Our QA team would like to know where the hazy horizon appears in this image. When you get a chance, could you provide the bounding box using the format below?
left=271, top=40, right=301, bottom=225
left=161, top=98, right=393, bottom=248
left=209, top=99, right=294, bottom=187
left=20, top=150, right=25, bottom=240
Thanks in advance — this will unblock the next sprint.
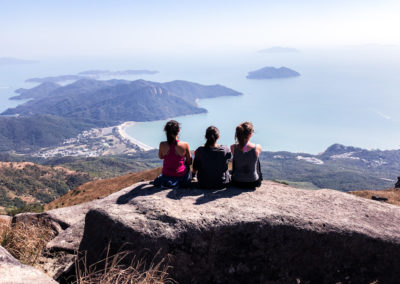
left=2, top=0, right=400, bottom=58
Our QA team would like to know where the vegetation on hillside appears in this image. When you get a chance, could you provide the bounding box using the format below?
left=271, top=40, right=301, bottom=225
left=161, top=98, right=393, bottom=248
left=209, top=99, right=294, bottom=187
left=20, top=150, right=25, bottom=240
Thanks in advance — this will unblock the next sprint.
left=3, top=79, right=241, bottom=121
left=2, top=142, right=400, bottom=213
left=45, top=167, right=161, bottom=210
left=0, top=151, right=160, bottom=213
left=0, top=162, right=91, bottom=213
left=350, top=188, right=400, bottom=207
left=41, top=150, right=161, bottom=178
left=0, top=114, right=103, bottom=152
left=260, top=144, right=400, bottom=191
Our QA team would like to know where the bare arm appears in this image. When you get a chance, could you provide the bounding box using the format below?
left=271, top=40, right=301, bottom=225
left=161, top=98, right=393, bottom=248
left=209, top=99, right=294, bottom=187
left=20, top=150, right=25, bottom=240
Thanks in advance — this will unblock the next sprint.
left=185, top=143, right=192, bottom=165
left=158, top=142, right=166, bottom=159
left=255, top=144, right=262, bottom=157
left=192, top=149, right=198, bottom=172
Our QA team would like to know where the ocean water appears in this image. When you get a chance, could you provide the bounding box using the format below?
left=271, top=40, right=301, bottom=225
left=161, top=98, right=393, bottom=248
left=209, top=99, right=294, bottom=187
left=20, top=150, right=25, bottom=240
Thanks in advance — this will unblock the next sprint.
left=124, top=47, right=400, bottom=153
left=1, top=47, right=400, bottom=154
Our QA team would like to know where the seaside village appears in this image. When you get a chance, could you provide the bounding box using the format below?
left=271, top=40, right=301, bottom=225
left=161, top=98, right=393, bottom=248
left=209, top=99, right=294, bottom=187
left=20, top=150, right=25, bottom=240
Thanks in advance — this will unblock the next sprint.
left=32, top=126, right=142, bottom=158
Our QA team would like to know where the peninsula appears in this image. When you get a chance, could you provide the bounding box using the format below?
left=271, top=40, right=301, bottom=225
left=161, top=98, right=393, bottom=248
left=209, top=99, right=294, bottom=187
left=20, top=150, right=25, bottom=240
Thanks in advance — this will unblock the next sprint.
left=0, top=79, right=241, bottom=153
left=247, top=66, right=300, bottom=79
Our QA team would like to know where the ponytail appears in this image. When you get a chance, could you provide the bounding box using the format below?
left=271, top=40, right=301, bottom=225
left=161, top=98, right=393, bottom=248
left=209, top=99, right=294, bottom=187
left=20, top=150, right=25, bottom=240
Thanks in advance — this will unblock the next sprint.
left=205, top=126, right=220, bottom=148
left=164, top=120, right=180, bottom=145
left=235, top=121, right=254, bottom=148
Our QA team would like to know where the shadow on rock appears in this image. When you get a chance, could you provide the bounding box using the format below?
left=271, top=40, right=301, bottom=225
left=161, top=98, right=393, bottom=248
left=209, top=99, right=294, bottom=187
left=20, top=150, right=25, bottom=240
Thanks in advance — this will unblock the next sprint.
left=165, top=183, right=204, bottom=200
left=194, top=186, right=256, bottom=205
left=116, top=183, right=168, bottom=204
left=118, top=182, right=256, bottom=205
left=165, top=184, right=256, bottom=205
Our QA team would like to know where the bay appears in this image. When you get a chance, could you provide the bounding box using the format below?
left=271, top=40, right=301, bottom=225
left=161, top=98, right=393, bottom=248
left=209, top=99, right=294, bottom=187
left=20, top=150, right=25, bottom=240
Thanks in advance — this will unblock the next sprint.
left=1, top=47, right=400, bottom=154
left=124, top=47, right=400, bottom=154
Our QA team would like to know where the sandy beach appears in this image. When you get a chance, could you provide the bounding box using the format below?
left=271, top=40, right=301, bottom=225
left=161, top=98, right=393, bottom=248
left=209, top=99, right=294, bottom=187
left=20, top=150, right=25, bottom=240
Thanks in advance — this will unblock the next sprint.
left=117, top=121, right=154, bottom=151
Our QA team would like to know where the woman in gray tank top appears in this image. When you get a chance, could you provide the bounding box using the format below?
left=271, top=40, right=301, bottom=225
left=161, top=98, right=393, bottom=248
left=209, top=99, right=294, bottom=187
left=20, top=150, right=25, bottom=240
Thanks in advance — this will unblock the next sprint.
left=230, top=121, right=262, bottom=188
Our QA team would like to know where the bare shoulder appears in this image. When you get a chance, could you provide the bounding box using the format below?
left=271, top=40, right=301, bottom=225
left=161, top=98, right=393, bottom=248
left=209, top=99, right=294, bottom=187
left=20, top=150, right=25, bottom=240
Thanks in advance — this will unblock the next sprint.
left=255, top=144, right=262, bottom=155
left=159, top=141, right=169, bottom=148
left=178, top=140, right=190, bottom=149
left=230, top=144, right=236, bottom=153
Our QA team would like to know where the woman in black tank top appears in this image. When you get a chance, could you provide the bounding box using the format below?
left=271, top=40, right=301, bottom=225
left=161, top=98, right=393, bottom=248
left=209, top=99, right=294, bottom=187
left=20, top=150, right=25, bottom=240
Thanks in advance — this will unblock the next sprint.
left=230, top=121, right=263, bottom=188
left=193, top=126, right=232, bottom=189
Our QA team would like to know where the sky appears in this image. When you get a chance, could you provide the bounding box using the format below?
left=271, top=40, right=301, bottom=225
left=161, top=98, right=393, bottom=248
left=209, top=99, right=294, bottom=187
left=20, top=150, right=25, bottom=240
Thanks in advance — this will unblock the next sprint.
left=1, top=0, right=399, bottom=57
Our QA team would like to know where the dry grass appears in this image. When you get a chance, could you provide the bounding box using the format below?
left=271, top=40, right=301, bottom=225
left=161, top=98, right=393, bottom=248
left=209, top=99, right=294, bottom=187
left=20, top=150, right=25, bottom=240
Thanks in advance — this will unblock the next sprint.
left=0, top=220, right=55, bottom=266
left=45, top=167, right=162, bottom=210
left=350, top=188, right=400, bottom=207
left=0, top=217, right=11, bottom=243
left=74, top=247, right=174, bottom=284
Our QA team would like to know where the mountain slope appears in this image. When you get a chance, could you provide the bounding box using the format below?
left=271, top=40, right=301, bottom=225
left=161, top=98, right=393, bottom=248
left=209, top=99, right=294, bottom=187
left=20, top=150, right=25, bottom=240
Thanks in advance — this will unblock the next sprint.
left=11, top=82, right=60, bottom=100
left=45, top=167, right=161, bottom=210
left=0, top=114, right=103, bottom=152
left=261, top=143, right=400, bottom=191
left=2, top=79, right=241, bottom=123
left=0, top=162, right=91, bottom=213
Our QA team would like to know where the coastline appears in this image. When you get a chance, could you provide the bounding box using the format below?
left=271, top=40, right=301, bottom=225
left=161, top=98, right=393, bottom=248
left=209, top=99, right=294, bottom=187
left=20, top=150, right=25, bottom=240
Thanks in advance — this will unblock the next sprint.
left=117, top=121, right=154, bottom=151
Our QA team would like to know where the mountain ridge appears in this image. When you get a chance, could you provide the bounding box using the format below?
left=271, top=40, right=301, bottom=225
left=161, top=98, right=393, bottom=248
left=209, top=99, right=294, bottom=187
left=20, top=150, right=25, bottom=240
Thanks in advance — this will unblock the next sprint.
left=2, top=79, right=241, bottom=123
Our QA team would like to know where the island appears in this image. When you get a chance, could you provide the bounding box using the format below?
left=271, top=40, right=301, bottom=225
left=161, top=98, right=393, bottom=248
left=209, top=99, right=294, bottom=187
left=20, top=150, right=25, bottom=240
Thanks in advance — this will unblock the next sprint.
left=78, top=69, right=159, bottom=76
left=246, top=66, right=300, bottom=79
left=26, top=75, right=84, bottom=83
left=26, top=69, right=160, bottom=83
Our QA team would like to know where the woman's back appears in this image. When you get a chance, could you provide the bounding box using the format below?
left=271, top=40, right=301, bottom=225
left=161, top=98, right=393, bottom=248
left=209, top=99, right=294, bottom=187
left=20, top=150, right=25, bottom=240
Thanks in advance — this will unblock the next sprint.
left=160, top=140, right=189, bottom=177
left=232, top=144, right=259, bottom=182
left=193, top=145, right=231, bottom=188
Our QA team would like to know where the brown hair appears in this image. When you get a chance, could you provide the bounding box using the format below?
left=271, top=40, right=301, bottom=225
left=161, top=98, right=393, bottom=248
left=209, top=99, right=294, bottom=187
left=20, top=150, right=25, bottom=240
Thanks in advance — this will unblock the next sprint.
left=235, top=121, right=254, bottom=148
left=164, top=120, right=180, bottom=145
left=204, top=126, right=220, bottom=148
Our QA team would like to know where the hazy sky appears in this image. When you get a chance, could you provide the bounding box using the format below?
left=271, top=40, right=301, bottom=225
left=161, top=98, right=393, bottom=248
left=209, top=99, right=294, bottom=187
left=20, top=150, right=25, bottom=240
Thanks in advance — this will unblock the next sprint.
left=1, top=0, right=399, bottom=57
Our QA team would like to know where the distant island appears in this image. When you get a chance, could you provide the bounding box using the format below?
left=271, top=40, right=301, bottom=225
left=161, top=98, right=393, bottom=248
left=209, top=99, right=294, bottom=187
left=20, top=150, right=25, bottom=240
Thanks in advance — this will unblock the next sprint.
left=78, top=69, right=159, bottom=76
left=258, top=46, right=300, bottom=53
left=247, top=66, right=300, bottom=79
left=0, top=57, right=36, bottom=65
left=26, top=69, right=159, bottom=83
left=26, top=75, right=84, bottom=83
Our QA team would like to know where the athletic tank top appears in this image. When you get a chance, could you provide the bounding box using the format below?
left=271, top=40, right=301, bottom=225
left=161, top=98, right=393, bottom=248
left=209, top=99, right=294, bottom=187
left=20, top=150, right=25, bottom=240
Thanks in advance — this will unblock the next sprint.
left=162, top=140, right=187, bottom=177
left=232, top=145, right=259, bottom=182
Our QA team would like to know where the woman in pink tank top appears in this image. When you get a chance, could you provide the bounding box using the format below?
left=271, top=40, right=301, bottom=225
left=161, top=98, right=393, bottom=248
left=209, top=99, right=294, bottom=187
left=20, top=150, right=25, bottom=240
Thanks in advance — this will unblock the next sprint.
left=153, top=120, right=192, bottom=188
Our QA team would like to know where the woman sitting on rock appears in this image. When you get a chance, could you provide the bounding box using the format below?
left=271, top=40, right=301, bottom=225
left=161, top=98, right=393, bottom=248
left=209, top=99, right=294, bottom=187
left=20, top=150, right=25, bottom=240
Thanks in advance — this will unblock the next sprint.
left=153, top=120, right=192, bottom=188
left=230, top=121, right=263, bottom=188
left=193, top=126, right=232, bottom=189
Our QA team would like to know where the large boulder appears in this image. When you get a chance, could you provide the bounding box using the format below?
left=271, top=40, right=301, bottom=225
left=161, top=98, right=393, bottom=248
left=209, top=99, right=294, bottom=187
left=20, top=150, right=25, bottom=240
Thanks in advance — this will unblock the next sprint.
left=75, top=181, right=400, bottom=283
left=0, top=245, right=57, bottom=284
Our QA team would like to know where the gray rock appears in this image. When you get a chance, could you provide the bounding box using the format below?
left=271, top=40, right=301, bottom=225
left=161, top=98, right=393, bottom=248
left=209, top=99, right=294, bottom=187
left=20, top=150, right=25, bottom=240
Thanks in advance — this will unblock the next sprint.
left=0, top=245, right=57, bottom=284
left=11, top=185, right=148, bottom=280
left=76, top=181, right=400, bottom=284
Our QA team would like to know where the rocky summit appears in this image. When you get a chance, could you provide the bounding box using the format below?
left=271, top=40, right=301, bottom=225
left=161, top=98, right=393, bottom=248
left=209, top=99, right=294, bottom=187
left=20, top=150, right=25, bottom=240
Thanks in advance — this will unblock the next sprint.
left=14, top=180, right=400, bottom=283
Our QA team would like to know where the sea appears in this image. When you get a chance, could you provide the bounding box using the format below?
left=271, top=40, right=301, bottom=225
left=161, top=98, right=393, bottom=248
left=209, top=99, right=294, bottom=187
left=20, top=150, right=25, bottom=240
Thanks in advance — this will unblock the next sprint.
left=1, top=46, right=400, bottom=154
